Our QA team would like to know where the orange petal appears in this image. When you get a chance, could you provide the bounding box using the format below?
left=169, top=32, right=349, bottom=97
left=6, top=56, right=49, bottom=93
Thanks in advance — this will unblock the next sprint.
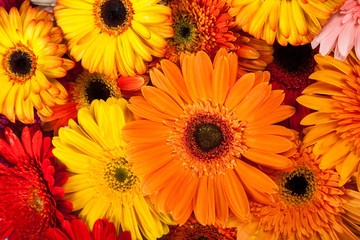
left=222, top=170, right=250, bottom=222
left=160, top=59, right=192, bottom=103
left=245, top=134, right=293, bottom=153
left=127, top=141, right=173, bottom=175
left=212, top=56, right=229, bottom=104
left=225, top=73, right=255, bottom=111
left=242, top=148, right=293, bottom=169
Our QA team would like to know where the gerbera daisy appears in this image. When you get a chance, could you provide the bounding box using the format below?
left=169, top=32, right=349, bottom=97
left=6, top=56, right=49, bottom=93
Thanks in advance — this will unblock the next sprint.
left=0, top=126, right=72, bottom=239
left=228, top=0, right=344, bottom=46
left=297, top=51, right=360, bottom=186
left=46, top=219, right=132, bottom=240
left=0, top=0, right=74, bottom=124
left=312, top=0, right=360, bottom=61
left=52, top=98, right=173, bottom=240
left=235, top=143, right=360, bottom=239
left=160, top=214, right=237, bottom=240
left=0, top=0, right=23, bottom=11
left=165, top=0, right=273, bottom=73
left=267, top=43, right=316, bottom=132
left=122, top=49, right=296, bottom=226
left=54, top=0, right=173, bottom=78
left=39, top=70, right=147, bottom=133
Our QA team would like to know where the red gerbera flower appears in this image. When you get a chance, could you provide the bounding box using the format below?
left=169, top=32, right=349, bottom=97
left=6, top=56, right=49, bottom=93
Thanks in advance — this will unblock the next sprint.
left=45, top=218, right=132, bottom=240
left=0, top=126, right=72, bottom=239
left=267, top=43, right=316, bottom=132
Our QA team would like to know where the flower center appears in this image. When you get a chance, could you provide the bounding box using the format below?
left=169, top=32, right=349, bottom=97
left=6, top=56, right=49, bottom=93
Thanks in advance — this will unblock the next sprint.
left=85, top=79, right=112, bottom=104
left=101, top=0, right=127, bottom=28
left=2, top=43, right=37, bottom=82
left=29, top=190, right=45, bottom=213
left=73, top=71, right=121, bottom=108
left=194, top=123, right=223, bottom=152
left=279, top=167, right=316, bottom=205
left=10, top=50, right=33, bottom=75
left=174, top=19, right=196, bottom=44
left=268, top=43, right=315, bottom=89
left=104, top=158, right=137, bottom=192
left=114, top=167, right=129, bottom=183
left=171, top=14, right=199, bottom=52
left=284, top=174, right=308, bottom=196
left=184, top=113, right=232, bottom=160
left=94, top=0, right=133, bottom=36
left=169, top=100, right=245, bottom=178
left=197, top=237, right=209, bottom=240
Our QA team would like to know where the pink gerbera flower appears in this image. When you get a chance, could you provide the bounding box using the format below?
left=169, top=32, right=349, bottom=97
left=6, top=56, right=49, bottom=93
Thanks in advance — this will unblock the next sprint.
left=312, top=0, right=360, bottom=60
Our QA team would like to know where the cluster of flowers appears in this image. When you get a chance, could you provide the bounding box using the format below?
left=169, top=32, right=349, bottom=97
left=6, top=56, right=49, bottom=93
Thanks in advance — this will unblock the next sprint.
left=0, top=0, right=360, bottom=239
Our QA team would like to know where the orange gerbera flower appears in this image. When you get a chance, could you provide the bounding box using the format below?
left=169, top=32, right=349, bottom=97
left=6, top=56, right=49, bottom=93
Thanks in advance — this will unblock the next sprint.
left=235, top=143, right=360, bottom=240
left=165, top=0, right=273, bottom=73
left=297, top=51, right=360, bottom=186
left=123, top=49, right=296, bottom=226
left=160, top=214, right=237, bottom=240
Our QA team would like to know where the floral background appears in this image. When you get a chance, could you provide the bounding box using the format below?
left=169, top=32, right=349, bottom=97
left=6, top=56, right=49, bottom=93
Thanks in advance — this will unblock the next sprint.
left=0, top=0, right=360, bottom=239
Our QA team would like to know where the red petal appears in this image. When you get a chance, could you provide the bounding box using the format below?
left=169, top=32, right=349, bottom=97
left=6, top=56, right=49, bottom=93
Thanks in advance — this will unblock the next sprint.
left=31, top=130, right=43, bottom=161
left=21, top=127, right=34, bottom=159
left=71, top=219, right=91, bottom=240
left=4, top=127, right=27, bottom=161
left=0, top=138, right=18, bottom=165
left=118, top=231, right=131, bottom=240
left=45, top=228, right=69, bottom=240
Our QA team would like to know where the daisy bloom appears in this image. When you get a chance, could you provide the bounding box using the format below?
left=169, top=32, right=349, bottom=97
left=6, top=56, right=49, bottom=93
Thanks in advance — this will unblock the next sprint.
left=228, top=0, right=344, bottom=46
left=297, top=51, right=360, bottom=186
left=312, top=0, right=360, bottom=61
left=0, top=126, right=72, bottom=239
left=236, top=144, right=360, bottom=240
left=46, top=219, right=131, bottom=240
left=0, top=0, right=23, bottom=11
left=54, top=0, right=173, bottom=78
left=165, top=0, right=273, bottom=73
left=122, top=49, right=296, bottom=226
left=39, top=70, right=146, bottom=133
left=267, top=43, right=316, bottom=132
left=160, top=214, right=237, bottom=240
left=52, top=98, right=173, bottom=240
left=0, top=0, right=74, bottom=124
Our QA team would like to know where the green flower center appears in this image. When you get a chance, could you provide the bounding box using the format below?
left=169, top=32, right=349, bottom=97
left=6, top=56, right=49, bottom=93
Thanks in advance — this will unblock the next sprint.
left=183, top=112, right=233, bottom=160
left=104, top=158, right=138, bottom=192
left=101, top=0, right=128, bottom=28
left=173, top=15, right=198, bottom=51
left=114, top=167, right=129, bottom=183
left=194, top=123, right=223, bottom=152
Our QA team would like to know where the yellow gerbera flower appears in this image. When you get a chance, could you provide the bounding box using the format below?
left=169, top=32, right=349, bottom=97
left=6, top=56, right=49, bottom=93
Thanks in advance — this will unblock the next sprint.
left=227, top=0, right=344, bottom=46
left=52, top=98, right=173, bottom=240
left=54, top=0, right=173, bottom=78
left=235, top=143, right=360, bottom=240
left=297, top=51, right=360, bottom=186
left=122, top=49, right=296, bottom=226
left=0, top=0, right=74, bottom=124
